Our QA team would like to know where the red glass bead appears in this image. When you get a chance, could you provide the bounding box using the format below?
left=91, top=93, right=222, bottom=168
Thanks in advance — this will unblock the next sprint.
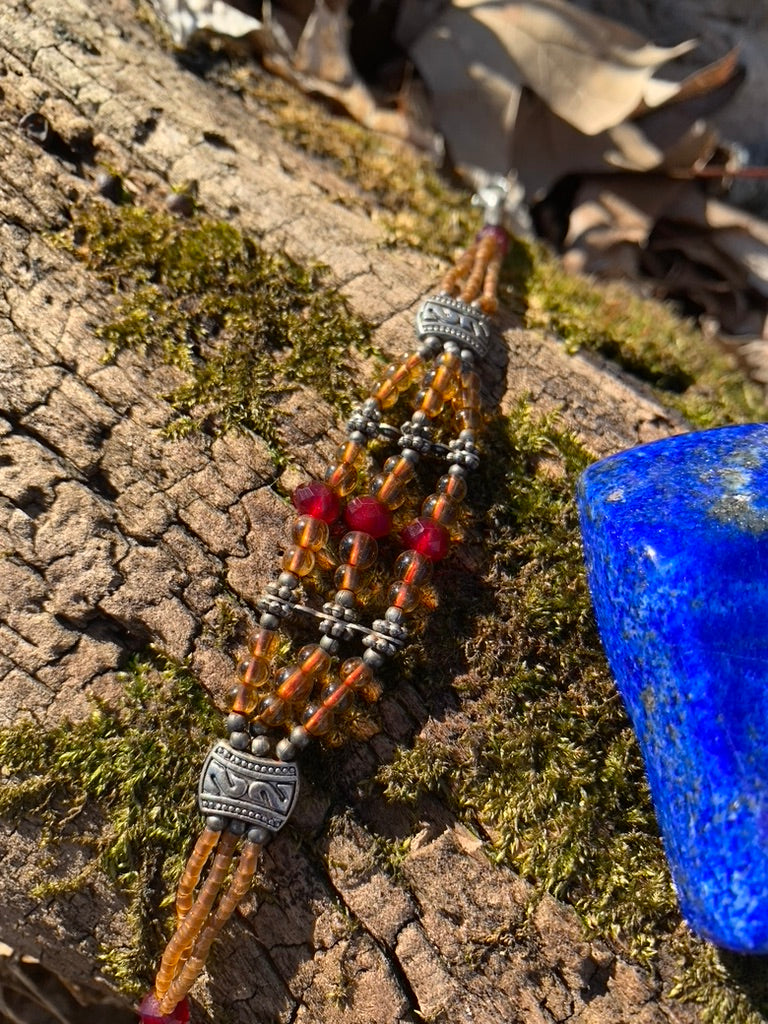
left=344, top=496, right=392, bottom=539
left=401, top=518, right=450, bottom=561
left=477, top=223, right=510, bottom=256
left=138, top=993, right=190, bottom=1024
left=292, top=481, right=341, bottom=523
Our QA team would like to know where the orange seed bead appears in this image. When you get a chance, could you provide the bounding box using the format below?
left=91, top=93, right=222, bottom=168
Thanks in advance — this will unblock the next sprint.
left=374, top=379, right=399, bottom=409
left=437, top=473, right=468, bottom=501
left=371, top=473, right=406, bottom=510
left=282, top=544, right=316, bottom=576
left=334, top=563, right=364, bottom=592
left=416, top=388, right=444, bottom=418
left=340, top=658, right=373, bottom=689
left=338, top=530, right=378, bottom=568
left=248, top=627, right=279, bottom=659
left=324, top=462, right=357, bottom=496
left=237, top=655, right=270, bottom=686
left=230, top=684, right=260, bottom=715
left=422, top=493, right=459, bottom=526
left=394, top=549, right=433, bottom=586
left=276, top=666, right=315, bottom=703
left=388, top=580, right=421, bottom=613
left=335, top=440, right=364, bottom=465
left=293, top=515, right=330, bottom=551
left=299, top=643, right=332, bottom=677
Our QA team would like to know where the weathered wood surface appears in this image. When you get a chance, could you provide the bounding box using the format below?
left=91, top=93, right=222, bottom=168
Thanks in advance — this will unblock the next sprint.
left=0, top=1, right=697, bottom=1022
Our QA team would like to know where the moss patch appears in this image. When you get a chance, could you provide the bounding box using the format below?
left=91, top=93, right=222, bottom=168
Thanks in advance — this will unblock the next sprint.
left=0, top=655, right=218, bottom=994
left=66, top=203, right=373, bottom=457
left=379, top=402, right=768, bottom=1023
left=508, top=244, right=765, bottom=428
left=240, top=72, right=764, bottom=429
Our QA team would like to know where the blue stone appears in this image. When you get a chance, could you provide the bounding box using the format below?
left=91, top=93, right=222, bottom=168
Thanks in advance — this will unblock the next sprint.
left=577, top=423, right=768, bottom=953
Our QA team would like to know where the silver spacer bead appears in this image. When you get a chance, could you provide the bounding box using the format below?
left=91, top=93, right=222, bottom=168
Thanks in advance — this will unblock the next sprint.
left=226, top=713, right=248, bottom=735
left=290, top=725, right=311, bottom=749
left=251, top=735, right=271, bottom=756
left=276, top=738, right=297, bottom=762
left=259, top=612, right=280, bottom=630
left=362, top=648, right=385, bottom=668
left=229, top=731, right=250, bottom=750
left=247, top=825, right=271, bottom=844
left=206, top=815, right=226, bottom=832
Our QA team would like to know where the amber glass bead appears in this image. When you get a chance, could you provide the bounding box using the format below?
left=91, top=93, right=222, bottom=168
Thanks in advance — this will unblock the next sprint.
left=334, top=563, right=364, bottom=592
left=276, top=666, right=314, bottom=703
left=425, top=364, right=457, bottom=395
left=340, top=658, right=373, bottom=690
left=416, top=388, right=444, bottom=418
left=338, top=530, right=378, bottom=569
left=456, top=408, right=483, bottom=431
left=230, top=684, right=260, bottom=715
left=258, top=695, right=287, bottom=726
left=303, top=703, right=334, bottom=736
left=374, top=378, right=399, bottom=409
left=388, top=580, right=421, bottom=613
left=370, top=473, right=406, bottom=510
left=438, top=350, right=462, bottom=371
left=299, top=643, right=332, bottom=677
left=385, top=360, right=417, bottom=392
left=292, top=515, right=330, bottom=551
left=282, top=545, right=316, bottom=577
left=422, top=493, right=459, bottom=526
left=335, top=440, right=364, bottom=465
left=237, top=655, right=270, bottom=686
left=437, top=473, right=467, bottom=502
left=320, top=681, right=353, bottom=712
left=394, top=549, right=432, bottom=586
left=324, top=462, right=357, bottom=496
left=248, top=627, right=279, bottom=660
left=384, top=455, right=416, bottom=482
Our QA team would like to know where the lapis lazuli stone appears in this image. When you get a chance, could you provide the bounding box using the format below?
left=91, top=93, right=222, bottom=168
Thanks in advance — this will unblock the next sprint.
left=577, top=423, right=768, bottom=953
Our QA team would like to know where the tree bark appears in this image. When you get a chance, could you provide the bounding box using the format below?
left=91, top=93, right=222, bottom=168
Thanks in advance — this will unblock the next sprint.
left=0, top=1, right=696, bottom=1022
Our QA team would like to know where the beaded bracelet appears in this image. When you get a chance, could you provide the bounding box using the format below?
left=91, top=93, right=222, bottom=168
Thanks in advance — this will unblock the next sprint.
left=138, top=183, right=510, bottom=1023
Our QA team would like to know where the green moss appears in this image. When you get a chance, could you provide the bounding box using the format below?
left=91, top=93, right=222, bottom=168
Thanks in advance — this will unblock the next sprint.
left=244, top=73, right=478, bottom=257
left=505, top=240, right=765, bottom=428
left=0, top=654, right=219, bottom=994
left=242, top=74, right=764, bottom=428
left=66, top=204, right=373, bottom=458
left=379, top=401, right=766, bottom=1022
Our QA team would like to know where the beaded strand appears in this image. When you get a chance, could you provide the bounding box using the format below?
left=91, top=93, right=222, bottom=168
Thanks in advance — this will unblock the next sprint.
left=142, top=194, right=509, bottom=1023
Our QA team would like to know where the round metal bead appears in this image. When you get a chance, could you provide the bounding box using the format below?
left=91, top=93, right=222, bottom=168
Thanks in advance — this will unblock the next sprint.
left=226, top=713, right=248, bottom=734
left=276, top=738, right=297, bottom=762
left=319, top=635, right=340, bottom=654
left=229, top=731, right=250, bottom=750
left=443, top=341, right=461, bottom=355
left=348, top=429, right=367, bottom=446
left=335, top=589, right=357, bottom=608
left=278, top=571, right=300, bottom=589
left=229, top=820, right=247, bottom=835
left=290, top=725, right=311, bottom=749
left=362, top=398, right=382, bottom=416
left=384, top=606, right=405, bottom=624
left=247, top=826, right=271, bottom=844
left=206, top=815, right=226, bottom=832
left=251, top=735, right=271, bottom=756
left=362, top=648, right=385, bottom=669
left=259, top=612, right=281, bottom=630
